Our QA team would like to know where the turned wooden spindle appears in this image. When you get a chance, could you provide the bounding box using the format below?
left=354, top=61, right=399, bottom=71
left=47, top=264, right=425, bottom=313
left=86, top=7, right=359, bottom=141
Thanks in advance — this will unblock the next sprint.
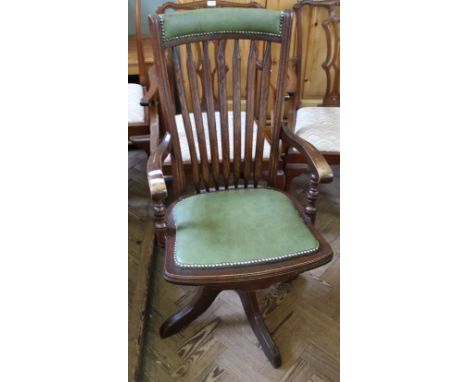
left=149, top=168, right=168, bottom=248
left=153, top=200, right=166, bottom=248
left=304, top=173, right=319, bottom=224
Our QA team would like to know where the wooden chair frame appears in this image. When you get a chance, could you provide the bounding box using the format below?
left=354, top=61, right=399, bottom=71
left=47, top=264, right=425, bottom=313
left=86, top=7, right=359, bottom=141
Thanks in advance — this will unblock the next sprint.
left=146, top=8, right=334, bottom=368
left=132, top=1, right=264, bottom=157
left=284, top=0, right=340, bottom=182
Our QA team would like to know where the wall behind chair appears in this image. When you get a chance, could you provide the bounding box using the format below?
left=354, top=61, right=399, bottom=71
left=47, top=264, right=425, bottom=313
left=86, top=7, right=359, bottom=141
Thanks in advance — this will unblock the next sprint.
left=128, top=0, right=165, bottom=35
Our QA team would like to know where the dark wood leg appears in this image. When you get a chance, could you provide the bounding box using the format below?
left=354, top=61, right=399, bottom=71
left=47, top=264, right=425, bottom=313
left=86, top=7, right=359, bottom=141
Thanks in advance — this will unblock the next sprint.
left=160, top=287, right=220, bottom=338
left=237, top=291, right=282, bottom=368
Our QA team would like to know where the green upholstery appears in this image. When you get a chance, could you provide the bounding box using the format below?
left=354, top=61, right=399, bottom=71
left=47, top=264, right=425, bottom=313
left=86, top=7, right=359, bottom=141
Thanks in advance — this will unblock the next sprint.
left=159, top=8, right=284, bottom=43
left=172, top=189, right=319, bottom=268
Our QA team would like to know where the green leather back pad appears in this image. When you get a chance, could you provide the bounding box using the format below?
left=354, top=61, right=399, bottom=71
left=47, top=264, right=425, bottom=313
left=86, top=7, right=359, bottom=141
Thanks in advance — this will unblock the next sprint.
left=159, top=8, right=283, bottom=42
left=172, top=189, right=319, bottom=267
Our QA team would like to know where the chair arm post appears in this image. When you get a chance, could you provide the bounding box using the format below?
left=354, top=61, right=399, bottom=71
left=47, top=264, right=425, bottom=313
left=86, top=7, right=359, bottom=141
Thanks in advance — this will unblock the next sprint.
left=280, top=124, right=333, bottom=223
left=147, top=132, right=171, bottom=248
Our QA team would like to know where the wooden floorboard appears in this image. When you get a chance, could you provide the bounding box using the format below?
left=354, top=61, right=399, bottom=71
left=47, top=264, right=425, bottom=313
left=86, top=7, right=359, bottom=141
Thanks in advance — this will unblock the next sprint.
left=128, top=148, right=340, bottom=382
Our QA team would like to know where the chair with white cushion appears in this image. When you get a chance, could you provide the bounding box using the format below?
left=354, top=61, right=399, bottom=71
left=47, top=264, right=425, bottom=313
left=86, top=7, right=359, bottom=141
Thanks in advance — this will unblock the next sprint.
left=285, top=0, right=340, bottom=182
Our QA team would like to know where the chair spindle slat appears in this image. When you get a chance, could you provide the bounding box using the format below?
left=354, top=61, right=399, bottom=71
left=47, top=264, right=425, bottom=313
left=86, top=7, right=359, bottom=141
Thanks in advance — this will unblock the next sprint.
left=172, top=47, right=201, bottom=193
left=253, top=42, right=271, bottom=187
left=232, top=39, right=242, bottom=189
left=243, top=41, right=257, bottom=187
left=186, top=43, right=211, bottom=192
left=202, top=40, right=221, bottom=190
left=216, top=40, right=230, bottom=188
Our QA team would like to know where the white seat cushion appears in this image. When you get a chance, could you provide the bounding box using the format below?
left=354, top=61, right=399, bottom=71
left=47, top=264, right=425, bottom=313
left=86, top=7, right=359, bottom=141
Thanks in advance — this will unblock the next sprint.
left=166, top=111, right=271, bottom=163
left=128, top=83, right=145, bottom=124
left=294, top=107, right=340, bottom=152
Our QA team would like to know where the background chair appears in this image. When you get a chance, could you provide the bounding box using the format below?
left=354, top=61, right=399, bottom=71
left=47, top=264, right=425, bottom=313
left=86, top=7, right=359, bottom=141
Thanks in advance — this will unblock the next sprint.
left=128, top=0, right=159, bottom=153
left=284, top=0, right=340, bottom=183
left=146, top=7, right=334, bottom=367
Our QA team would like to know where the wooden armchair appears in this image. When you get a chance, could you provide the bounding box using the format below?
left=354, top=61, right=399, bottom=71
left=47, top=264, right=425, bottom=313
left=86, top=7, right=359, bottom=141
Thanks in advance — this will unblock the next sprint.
left=285, top=0, right=340, bottom=181
left=146, top=7, right=333, bottom=368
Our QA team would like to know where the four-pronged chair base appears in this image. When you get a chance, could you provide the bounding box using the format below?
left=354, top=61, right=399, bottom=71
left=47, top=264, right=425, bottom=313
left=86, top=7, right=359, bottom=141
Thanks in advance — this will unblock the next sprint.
left=160, top=286, right=282, bottom=368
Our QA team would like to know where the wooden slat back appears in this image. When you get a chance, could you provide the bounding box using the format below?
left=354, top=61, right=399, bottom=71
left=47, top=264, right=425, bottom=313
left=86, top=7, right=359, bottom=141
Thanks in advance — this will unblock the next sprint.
left=149, top=10, right=292, bottom=194
left=201, top=40, right=221, bottom=190
left=172, top=48, right=201, bottom=193
left=253, top=42, right=271, bottom=187
left=242, top=41, right=257, bottom=187
left=232, top=39, right=242, bottom=188
left=292, top=0, right=340, bottom=107
left=216, top=40, right=231, bottom=188
left=156, top=1, right=265, bottom=113
left=186, top=44, right=212, bottom=191
left=322, top=12, right=340, bottom=106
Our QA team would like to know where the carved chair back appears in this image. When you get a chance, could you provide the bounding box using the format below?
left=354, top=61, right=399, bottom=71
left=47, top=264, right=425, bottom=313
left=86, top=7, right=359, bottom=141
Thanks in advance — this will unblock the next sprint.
left=149, top=8, right=292, bottom=199
left=292, top=0, right=340, bottom=108
left=156, top=1, right=264, bottom=115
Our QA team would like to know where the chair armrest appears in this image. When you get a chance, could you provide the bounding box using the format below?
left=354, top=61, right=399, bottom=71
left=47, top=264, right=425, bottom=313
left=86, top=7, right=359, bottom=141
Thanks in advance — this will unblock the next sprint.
left=147, top=132, right=172, bottom=198
left=280, top=123, right=333, bottom=183
left=140, top=65, right=158, bottom=107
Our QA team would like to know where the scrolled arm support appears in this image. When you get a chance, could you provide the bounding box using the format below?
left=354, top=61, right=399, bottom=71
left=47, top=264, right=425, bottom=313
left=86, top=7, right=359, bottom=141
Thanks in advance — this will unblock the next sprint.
left=280, top=123, right=333, bottom=223
left=147, top=131, right=172, bottom=247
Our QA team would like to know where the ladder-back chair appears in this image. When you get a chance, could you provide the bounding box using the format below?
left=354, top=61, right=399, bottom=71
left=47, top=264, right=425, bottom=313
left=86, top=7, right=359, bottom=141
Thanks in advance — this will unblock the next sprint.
left=285, top=0, right=340, bottom=181
left=147, top=7, right=334, bottom=368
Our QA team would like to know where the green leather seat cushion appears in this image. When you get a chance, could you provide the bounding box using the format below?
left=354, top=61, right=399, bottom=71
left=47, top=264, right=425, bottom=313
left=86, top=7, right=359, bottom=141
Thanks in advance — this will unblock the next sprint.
left=159, top=8, right=284, bottom=43
left=172, top=189, right=319, bottom=268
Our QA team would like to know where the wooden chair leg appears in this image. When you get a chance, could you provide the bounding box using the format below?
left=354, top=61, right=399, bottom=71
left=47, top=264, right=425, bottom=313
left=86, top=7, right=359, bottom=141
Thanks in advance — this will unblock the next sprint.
left=237, top=291, right=282, bottom=368
left=160, top=287, right=220, bottom=338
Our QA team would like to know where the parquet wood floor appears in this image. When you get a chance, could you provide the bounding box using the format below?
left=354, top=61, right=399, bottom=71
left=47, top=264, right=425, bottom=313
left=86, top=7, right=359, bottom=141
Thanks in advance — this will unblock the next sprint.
left=129, top=148, right=340, bottom=382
